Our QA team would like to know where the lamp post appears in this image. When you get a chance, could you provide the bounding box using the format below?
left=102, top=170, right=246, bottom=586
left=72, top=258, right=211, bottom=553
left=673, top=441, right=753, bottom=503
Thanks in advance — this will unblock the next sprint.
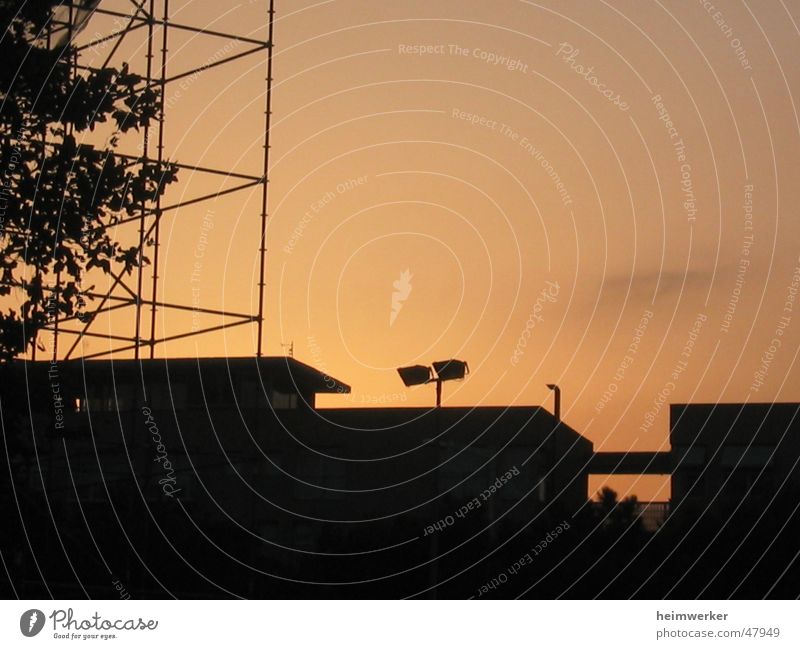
left=546, top=383, right=561, bottom=422
left=546, top=384, right=562, bottom=506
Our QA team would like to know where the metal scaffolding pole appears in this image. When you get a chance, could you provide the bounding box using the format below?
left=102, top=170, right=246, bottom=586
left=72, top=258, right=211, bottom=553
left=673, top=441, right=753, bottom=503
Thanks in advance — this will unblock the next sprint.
left=41, top=1, right=274, bottom=361
left=257, top=0, right=275, bottom=357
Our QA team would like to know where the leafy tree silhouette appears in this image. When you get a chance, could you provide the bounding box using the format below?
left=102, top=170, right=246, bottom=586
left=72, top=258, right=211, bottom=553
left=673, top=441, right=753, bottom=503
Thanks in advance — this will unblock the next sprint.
left=0, top=0, right=177, bottom=361
left=595, top=486, right=643, bottom=534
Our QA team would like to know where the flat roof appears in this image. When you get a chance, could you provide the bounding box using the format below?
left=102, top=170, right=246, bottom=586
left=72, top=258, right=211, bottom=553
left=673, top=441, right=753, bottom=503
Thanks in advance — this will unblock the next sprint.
left=14, top=356, right=351, bottom=395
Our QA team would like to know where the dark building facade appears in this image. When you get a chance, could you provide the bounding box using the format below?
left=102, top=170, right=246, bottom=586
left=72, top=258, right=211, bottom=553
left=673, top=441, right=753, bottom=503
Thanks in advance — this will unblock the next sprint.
left=18, top=357, right=799, bottom=540
left=7, top=358, right=591, bottom=553
left=670, top=402, right=800, bottom=510
left=6, top=359, right=800, bottom=597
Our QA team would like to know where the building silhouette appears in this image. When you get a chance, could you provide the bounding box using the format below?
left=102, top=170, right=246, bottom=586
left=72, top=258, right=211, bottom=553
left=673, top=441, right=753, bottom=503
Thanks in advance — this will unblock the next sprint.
left=670, top=402, right=800, bottom=509
left=9, top=357, right=590, bottom=547
left=4, top=357, right=800, bottom=597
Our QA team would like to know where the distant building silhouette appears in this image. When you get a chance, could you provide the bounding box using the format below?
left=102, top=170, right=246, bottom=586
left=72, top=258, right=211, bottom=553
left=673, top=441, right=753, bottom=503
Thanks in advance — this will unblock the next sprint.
left=670, top=402, right=800, bottom=509
left=588, top=402, right=800, bottom=527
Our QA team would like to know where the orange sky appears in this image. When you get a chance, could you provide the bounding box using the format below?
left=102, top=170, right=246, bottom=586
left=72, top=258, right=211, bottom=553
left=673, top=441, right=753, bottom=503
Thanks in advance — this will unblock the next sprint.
left=46, top=0, right=800, bottom=499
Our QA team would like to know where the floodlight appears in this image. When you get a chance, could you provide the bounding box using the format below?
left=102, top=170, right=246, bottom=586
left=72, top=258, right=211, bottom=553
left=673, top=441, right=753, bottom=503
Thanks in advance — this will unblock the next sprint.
left=397, top=365, right=433, bottom=387
left=432, top=359, right=469, bottom=382
left=397, top=359, right=470, bottom=407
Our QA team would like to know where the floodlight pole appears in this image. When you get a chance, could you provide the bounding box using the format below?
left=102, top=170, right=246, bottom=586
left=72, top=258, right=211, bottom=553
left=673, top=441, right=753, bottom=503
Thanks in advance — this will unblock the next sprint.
left=435, top=378, right=442, bottom=408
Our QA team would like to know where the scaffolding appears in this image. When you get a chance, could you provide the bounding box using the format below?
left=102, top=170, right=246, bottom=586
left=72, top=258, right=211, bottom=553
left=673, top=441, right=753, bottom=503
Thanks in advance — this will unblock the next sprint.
left=35, top=0, right=275, bottom=361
